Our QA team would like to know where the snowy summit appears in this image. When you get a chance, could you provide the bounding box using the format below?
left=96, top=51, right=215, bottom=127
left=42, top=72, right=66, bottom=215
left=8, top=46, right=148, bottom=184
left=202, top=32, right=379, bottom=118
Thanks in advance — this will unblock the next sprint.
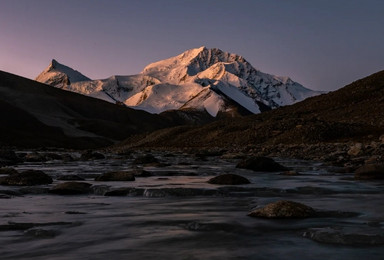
left=36, top=47, right=321, bottom=116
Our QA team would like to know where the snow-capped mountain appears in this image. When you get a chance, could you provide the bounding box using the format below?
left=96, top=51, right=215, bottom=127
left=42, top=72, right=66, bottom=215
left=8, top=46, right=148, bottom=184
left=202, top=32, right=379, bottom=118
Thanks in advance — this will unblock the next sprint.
left=36, top=47, right=321, bottom=116
left=36, top=59, right=90, bottom=88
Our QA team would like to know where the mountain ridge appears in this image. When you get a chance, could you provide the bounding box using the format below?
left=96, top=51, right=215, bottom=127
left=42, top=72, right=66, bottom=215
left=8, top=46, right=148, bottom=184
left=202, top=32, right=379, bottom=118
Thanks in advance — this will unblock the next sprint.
left=36, top=47, right=321, bottom=117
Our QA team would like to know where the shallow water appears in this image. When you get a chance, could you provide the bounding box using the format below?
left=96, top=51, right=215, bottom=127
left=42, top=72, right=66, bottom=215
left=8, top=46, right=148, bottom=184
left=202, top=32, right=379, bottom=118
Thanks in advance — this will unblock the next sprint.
left=1, top=152, right=384, bottom=259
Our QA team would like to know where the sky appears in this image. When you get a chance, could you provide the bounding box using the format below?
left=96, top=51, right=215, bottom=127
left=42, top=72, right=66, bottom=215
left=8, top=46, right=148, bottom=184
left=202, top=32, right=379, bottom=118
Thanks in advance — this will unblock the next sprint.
left=1, top=0, right=383, bottom=91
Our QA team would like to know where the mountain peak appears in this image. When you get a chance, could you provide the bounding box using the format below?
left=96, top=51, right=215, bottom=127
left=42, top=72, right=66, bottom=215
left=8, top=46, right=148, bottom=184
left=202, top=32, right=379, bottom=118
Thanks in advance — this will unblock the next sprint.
left=36, top=59, right=91, bottom=87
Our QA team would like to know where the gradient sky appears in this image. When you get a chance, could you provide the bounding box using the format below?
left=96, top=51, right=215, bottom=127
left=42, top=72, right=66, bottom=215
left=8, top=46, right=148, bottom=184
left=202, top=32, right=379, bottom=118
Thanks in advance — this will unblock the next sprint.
left=1, top=0, right=383, bottom=91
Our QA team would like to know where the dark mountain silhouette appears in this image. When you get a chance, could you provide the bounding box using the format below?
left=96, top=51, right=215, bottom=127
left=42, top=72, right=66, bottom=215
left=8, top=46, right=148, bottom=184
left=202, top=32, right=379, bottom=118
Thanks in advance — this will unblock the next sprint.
left=0, top=70, right=174, bottom=148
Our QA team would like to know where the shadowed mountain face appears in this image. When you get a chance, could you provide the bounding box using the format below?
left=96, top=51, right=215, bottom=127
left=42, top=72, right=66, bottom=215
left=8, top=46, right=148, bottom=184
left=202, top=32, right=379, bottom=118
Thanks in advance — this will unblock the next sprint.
left=117, top=70, right=384, bottom=149
left=0, top=71, right=173, bottom=148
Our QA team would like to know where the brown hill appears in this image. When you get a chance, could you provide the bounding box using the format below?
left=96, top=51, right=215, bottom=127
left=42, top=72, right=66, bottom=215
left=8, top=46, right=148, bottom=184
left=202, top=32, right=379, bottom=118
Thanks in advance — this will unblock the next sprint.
left=117, top=70, right=384, bottom=149
left=0, top=70, right=173, bottom=148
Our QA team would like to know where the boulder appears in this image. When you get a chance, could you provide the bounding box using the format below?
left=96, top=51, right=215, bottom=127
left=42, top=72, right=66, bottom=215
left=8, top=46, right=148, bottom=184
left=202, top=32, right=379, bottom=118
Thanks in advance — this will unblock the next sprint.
left=236, top=157, right=288, bottom=172
left=95, top=171, right=135, bottom=181
left=133, top=154, right=159, bottom=165
left=248, top=200, right=315, bottom=218
left=49, top=182, right=92, bottom=195
left=80, top=151, right=105, bottom=160
left=57, top=175, right=85, bottom=181
left=303, top=227, right=384, bottom=245
left=0, top=170, right=53, bottom=186
left=208, top=174, right=250, bottom=185
left=354, top=164, right=384, bottom=180
left=0, top=167, right=18, bottom=175
left=0, top=150, right=20, bottom=166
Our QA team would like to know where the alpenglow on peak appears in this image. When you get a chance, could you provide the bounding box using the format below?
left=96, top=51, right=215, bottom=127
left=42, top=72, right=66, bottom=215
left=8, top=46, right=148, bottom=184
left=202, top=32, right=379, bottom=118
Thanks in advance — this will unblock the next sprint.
left=36, top=47, right=322, bottom=116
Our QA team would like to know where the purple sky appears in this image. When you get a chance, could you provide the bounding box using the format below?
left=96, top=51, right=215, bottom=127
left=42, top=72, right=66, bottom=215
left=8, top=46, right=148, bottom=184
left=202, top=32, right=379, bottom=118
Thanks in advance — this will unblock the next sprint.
left=1, top=0, right=383, bottom=91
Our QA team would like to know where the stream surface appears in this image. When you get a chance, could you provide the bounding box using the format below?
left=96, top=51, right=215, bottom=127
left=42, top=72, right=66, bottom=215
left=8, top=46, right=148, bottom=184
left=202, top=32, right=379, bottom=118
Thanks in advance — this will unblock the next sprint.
left=1, top=151, right=384, bottom=260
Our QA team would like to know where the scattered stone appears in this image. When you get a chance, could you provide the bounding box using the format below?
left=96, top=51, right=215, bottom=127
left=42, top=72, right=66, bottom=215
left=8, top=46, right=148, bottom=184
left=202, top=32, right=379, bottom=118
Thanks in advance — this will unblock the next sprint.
left=347, top=143, right=363, bottom=156
left=0, top=170, right=53, bottom=186
left=95, top=171, right=135, bottom=181
left=80, top=150, right=105, bottom=160
left=303, top=227, right=384, bottom=245
left=133, top=154, right=159, bottom=165
left=208, top=174, right=250, bottom=185
left=236, top=157, right=289, bottom=172
left=57, top=175, right=85, bottom=181
left=248, top=200, right=315, bottom=218
left=49, top=182, right=92, bottom=195
left=379, top=134, right=384, bottom=143
left=354, top=164, right=384, bottom=180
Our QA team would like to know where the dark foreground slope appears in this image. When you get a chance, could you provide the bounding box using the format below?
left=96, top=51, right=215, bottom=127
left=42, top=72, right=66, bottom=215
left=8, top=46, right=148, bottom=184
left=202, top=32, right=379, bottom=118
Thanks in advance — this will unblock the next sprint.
left=0, top=71, right=172, bottom=148
left=118, top=70, right=384, bottom=149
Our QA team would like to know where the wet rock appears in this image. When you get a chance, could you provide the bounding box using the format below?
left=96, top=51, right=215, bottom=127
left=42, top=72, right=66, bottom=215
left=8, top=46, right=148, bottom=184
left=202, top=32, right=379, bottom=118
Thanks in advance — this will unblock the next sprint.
left=24, top=228, right=58, bottom=238
left=0, top=170, right=53, bottom=186
left=65, top=211, right=87, bottom=215
left=23, top=152, right=63, bottom=162
left=248, top=200, right=315, bottom=218
left=49, top=182, right=92, bottom=195
left=143, top=188, right=217, bottom=197
left=236, top=157, right=288, bottom=172
left=57, top=175, right=85, bottom=181
left=80, top=150, right=105, bottom=160
left=0, top=194, right=12, bottom=199
left=95, top=171, right=135, bottom=181
left=133, top=154, right=159, bottom=165
left=0, top=221, right=73, bottom=231
left=91, top=185, right=111, bottom=195
left=131, top=168, right=152, bottom=177
left=0, top=150, right=20, bottom=166
left=208, top=174, right=250, bottom=185
left=303, top=227, right=384, bottom=245
left=354, top=164, right=384, bottom=180
left=104, top=188, right=131, bottom=196
left=0, top=167, right=18, bottom=175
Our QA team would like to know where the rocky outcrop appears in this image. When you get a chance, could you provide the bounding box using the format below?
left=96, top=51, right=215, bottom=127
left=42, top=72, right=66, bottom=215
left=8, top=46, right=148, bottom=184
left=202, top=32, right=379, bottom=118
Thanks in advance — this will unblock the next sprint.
left=248, top=200, right=315, bottom=218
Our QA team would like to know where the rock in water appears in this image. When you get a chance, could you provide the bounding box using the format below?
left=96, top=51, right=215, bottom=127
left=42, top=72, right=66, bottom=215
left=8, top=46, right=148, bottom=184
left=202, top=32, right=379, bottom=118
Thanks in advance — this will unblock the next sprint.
left=236, top=157, right=288, bottom=172
left=49, top=182, right=92, bottom=195
left=80, top=151, right=105, bottom=161
left=303, top=227, right=384, bottom=245
left=57, top=175, right=85, bottom=181
left=0, top=170, right=53, bottom=186
left=248, top=200, right=315, bottom=218
left=95, top=171, right=135, bottom=181
left=354, top=164, right=384, bottom=180
left=208, top=174, right=250, bottom=185
left=133, top=154, right=159, bottom=165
